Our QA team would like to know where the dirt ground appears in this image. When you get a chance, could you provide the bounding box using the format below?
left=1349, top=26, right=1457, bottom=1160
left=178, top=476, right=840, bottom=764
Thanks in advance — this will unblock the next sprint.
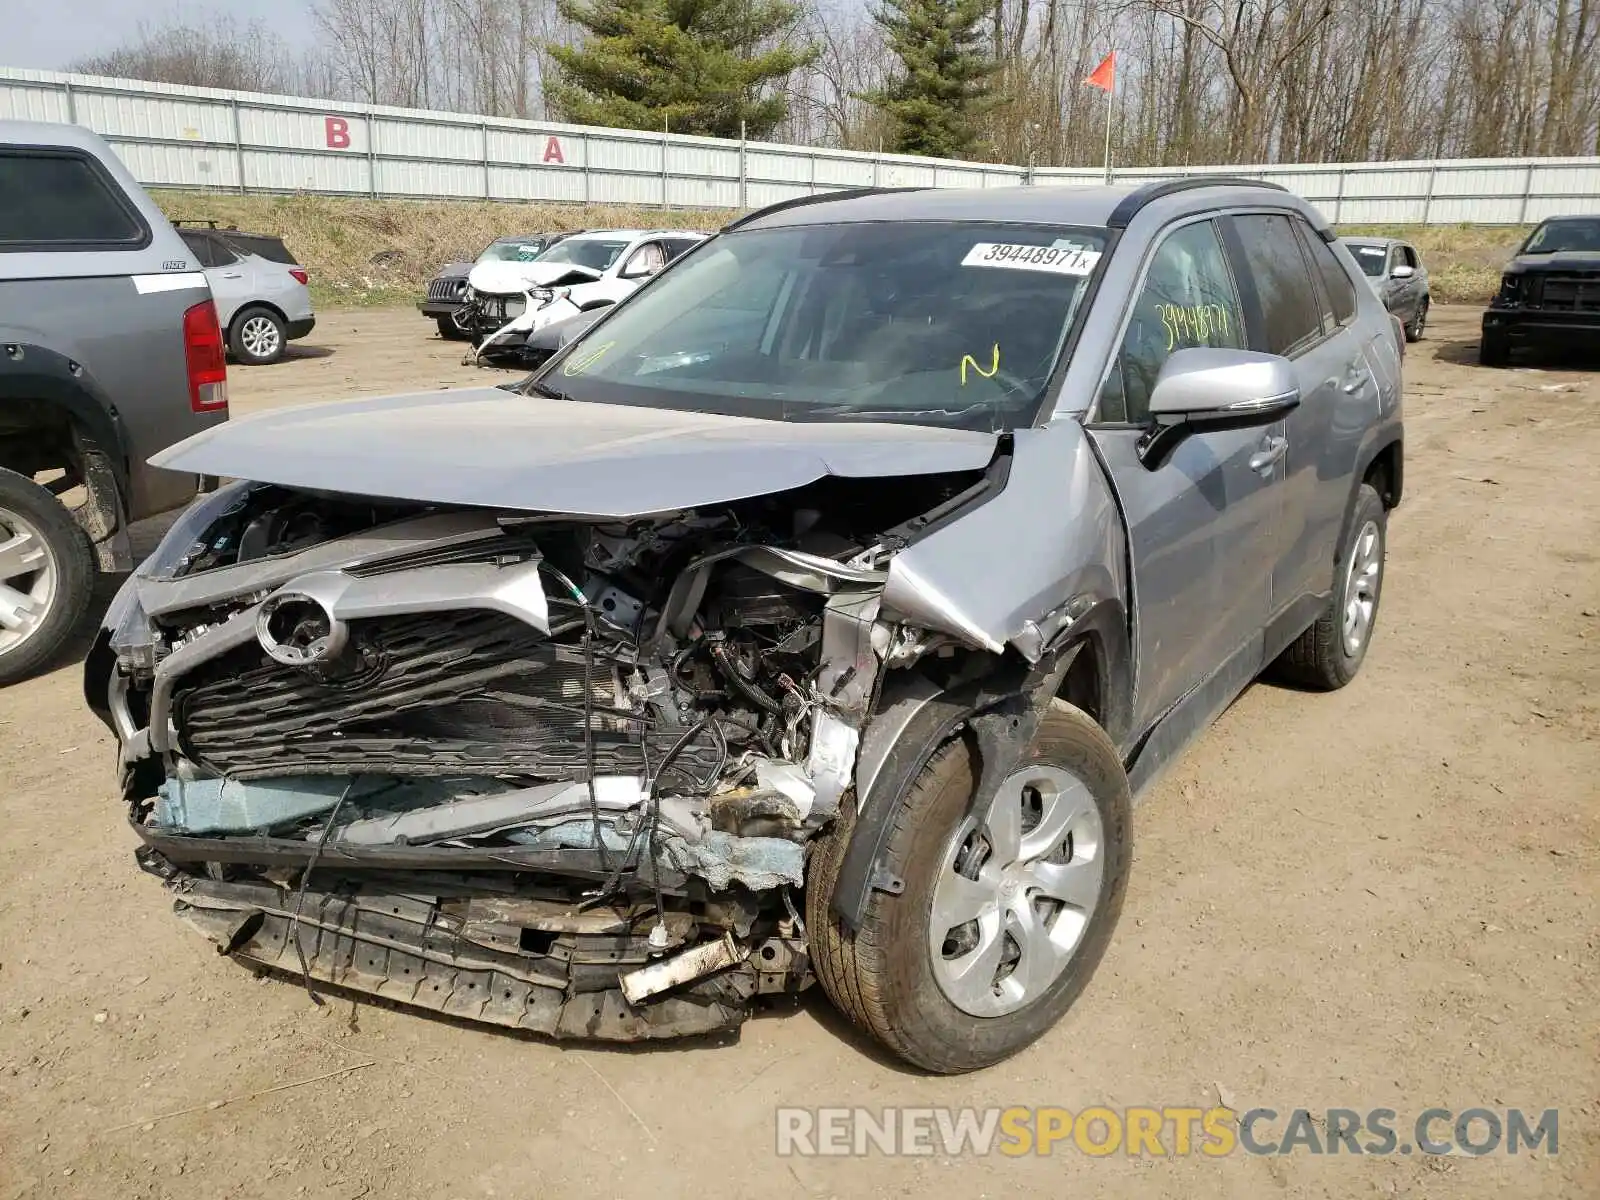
left=1, top=305, right=1596, bottom=1200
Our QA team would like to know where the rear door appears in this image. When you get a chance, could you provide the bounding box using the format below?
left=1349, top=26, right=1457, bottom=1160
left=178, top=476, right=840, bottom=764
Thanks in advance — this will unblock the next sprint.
left=1225, top=213, right=1370, bottom=612
left=1085, top=216, right=1284, bottom=734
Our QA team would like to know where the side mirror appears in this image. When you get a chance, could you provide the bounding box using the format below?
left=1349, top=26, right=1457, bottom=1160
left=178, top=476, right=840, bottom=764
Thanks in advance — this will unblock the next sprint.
left=1390, top=264, right=1416, bottom=279
left=1138, top=348, right=1301, bottom=469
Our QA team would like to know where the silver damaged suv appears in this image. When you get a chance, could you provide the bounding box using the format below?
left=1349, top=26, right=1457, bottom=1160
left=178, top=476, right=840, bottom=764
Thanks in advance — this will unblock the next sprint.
left=87, top=180, right=1404, bottom=1074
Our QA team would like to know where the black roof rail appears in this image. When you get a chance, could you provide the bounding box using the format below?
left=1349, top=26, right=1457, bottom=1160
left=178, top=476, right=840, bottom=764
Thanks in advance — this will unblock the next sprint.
left=1106, top=176, right=1291, bottom=228
left=723, top=186, right=930, bottom=232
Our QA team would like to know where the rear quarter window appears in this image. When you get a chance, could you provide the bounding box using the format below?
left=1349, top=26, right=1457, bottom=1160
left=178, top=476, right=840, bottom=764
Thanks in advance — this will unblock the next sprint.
left=222, top=232, right=297, bottom=264
left=0, top=149, right=150, bottom=251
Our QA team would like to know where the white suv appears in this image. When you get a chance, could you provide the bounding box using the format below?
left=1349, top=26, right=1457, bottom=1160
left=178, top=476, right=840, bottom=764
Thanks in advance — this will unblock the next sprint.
left=176, top=224, right=316, bottom=365
left=460, top=228, right=706, bottom=362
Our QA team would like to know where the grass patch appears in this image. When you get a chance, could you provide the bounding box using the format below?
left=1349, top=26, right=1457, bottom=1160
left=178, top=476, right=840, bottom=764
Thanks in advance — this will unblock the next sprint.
left=151, top=190, right=733, bottom=307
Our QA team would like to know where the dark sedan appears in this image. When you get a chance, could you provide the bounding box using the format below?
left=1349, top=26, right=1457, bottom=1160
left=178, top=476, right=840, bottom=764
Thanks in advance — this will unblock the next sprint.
left=419, top=232, right=576, bottom=339
left=1481, top=215, right=1600, bottom=366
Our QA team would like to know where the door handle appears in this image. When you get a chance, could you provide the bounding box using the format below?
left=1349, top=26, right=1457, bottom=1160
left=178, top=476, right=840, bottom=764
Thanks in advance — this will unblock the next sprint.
left=221, top=271, right=243, bottom=279
left=1341, top=365, right=1371, bottom=394
left=1249, top=436, right=1287, bottom=475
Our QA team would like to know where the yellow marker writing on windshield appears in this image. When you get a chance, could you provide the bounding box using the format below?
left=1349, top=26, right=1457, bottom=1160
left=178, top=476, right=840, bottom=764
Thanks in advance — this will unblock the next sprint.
left=562, top=340, right=615, bottom=377
left=961, top=343, right=1000, bottom=385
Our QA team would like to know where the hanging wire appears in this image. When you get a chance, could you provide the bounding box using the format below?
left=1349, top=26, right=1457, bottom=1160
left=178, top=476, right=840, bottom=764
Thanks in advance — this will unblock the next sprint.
left=537, top=561, right=609, bottom=873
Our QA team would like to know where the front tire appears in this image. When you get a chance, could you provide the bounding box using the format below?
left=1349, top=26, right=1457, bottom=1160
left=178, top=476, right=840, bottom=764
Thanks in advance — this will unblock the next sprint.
left=808, top=699, right=1132, bottom=1074
left=0, top=468, right=96, bottom=686
left=229, top=306, right=287, bottom=365
left=1271, top=482, right=1387, bottom=690
left=436, top=315, right=469, bottom=341
left=1479, top=329, right=1510, bottom=367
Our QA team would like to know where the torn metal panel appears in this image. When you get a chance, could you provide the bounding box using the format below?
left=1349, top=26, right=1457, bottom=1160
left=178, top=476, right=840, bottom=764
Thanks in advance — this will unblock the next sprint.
left=136, top=508, right=508, bottom=616
left=331, top=778, right=639, bottom=846
left=883, top=421, right=1125, bottom=658
left=157, top=775, right=352, bottom=835
left=172, top=880, right=751, bottom=1041
left=619, top=933, right=745, bottom=1005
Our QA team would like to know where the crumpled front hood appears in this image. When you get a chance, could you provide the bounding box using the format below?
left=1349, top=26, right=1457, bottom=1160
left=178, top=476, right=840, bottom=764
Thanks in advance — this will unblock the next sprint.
left=150, top=390, right=999, bottom=518
left=1506, top=250, right=1600, bottom=274
left=468, top=260, right=601, bottom=295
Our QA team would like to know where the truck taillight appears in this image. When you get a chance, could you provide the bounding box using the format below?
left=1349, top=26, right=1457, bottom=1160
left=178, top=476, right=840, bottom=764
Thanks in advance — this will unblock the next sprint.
left=289, top=268, right=309, bottom=285
left=183, top=300, right=229, bottom=413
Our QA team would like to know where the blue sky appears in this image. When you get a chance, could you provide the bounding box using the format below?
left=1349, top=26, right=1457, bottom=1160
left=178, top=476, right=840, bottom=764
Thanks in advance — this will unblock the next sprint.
left=5, top=1, right=318, bottom=70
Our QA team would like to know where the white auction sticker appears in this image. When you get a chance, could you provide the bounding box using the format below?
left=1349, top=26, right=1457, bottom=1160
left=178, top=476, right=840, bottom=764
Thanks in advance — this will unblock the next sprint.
left=961, top=242, right=1101, bottom=275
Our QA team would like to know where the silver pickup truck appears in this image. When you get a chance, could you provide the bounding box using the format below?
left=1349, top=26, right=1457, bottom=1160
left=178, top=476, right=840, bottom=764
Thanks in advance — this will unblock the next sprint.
left=0, top=120, right=228, bottom=683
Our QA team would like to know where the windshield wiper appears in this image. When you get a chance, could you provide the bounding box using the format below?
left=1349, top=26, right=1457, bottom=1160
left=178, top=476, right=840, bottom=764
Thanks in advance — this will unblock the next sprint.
left=526, top=380, right=573, bottom=401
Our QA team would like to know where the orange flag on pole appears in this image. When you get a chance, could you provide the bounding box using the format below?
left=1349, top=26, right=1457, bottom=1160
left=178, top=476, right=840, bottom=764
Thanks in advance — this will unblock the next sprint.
left=1085, top=52, right=1116, bottom=92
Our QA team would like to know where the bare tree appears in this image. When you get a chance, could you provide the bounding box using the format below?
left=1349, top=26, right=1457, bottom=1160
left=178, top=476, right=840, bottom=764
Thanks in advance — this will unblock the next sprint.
left=72, top=13, right=295, bottom=92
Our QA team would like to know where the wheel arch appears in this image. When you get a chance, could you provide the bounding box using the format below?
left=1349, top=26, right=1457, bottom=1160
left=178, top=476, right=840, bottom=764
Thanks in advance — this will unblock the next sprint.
left=830, top=606, right=1131, bottom=933
left=0, top=346, right=133, bottom=571
left=230, top=300, right=288, bottom=333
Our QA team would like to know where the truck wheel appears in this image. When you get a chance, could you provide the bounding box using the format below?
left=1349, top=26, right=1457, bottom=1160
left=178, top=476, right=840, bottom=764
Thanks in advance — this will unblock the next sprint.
left=229, top=306, right=287, bottom=365
left=1271, top=483, right=1386, bottom=691
left=807, top=699, right=1132, bottom=1074
left=0, top=468, right=96, bottom=686
left=1479, top=330, right=1510, bottom=367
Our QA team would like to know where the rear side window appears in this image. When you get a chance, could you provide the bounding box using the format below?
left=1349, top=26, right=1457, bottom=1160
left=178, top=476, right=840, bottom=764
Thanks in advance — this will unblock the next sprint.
left=1228, top=213, right=1324, bottom=356
left=179, top=230, right=236, bottom=269
left=222, top=232, right=297, bottom=264
left=0, top=149, right=150, bottom=250
left=1298, top=222, right=1356, bottom=327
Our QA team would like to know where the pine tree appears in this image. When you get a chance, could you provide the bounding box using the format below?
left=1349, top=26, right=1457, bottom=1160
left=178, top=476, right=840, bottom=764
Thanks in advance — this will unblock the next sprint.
left=865, top=0, right=996, bottom=158
left=546, top=0, right=816, bottom=140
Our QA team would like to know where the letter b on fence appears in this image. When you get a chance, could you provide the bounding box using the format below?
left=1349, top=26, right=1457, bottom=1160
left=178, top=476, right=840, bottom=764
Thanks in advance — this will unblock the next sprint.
left=325, top=116, right=351, bottom=149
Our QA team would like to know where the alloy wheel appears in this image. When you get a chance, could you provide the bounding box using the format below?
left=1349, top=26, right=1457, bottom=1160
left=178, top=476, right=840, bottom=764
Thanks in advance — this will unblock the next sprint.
left=1342, top=519, right=1382, bottom=656
left=0, top=506, right=59, bottom=659
left=241, top=315, right=281, bottom=360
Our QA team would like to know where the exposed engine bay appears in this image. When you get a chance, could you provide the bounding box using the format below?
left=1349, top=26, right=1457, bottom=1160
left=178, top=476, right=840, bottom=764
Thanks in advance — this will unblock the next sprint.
left=93, top=467, right=995, bottom=1040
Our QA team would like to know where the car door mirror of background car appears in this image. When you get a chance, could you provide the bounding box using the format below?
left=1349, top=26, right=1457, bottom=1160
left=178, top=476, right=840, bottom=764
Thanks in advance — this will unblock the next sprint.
left=1390, top=264, right=1416, bottom=279
left=1137, top=347, right=1302, bottom=469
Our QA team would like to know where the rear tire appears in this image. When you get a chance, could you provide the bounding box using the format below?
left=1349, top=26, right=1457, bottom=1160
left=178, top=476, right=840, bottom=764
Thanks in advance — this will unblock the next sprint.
left=0, top=468, right=95, bottom=686
left=1479, top=329, right=1510, bottom=367
left=1405, top=298, right=1428, bottom=342
left=1271, top=483, right=1386, bottom=690
left=807, top=699, right=1132, bottom=1074
left=229, top=306, right=287, bottom=365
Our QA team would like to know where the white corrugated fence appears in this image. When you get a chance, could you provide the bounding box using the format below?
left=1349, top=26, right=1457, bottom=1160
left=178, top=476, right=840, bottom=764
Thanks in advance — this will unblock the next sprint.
left=4, top=67, right=1599, bottom=224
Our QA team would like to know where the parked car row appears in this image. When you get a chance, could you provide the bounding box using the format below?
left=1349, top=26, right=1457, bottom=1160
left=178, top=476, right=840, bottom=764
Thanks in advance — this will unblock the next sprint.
left=420, top=228, right=709, bottom=362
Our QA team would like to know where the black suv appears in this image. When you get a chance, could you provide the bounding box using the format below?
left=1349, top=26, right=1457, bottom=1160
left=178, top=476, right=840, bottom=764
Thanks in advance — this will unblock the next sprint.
left=1481, top=215, right=1600, bottom=366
